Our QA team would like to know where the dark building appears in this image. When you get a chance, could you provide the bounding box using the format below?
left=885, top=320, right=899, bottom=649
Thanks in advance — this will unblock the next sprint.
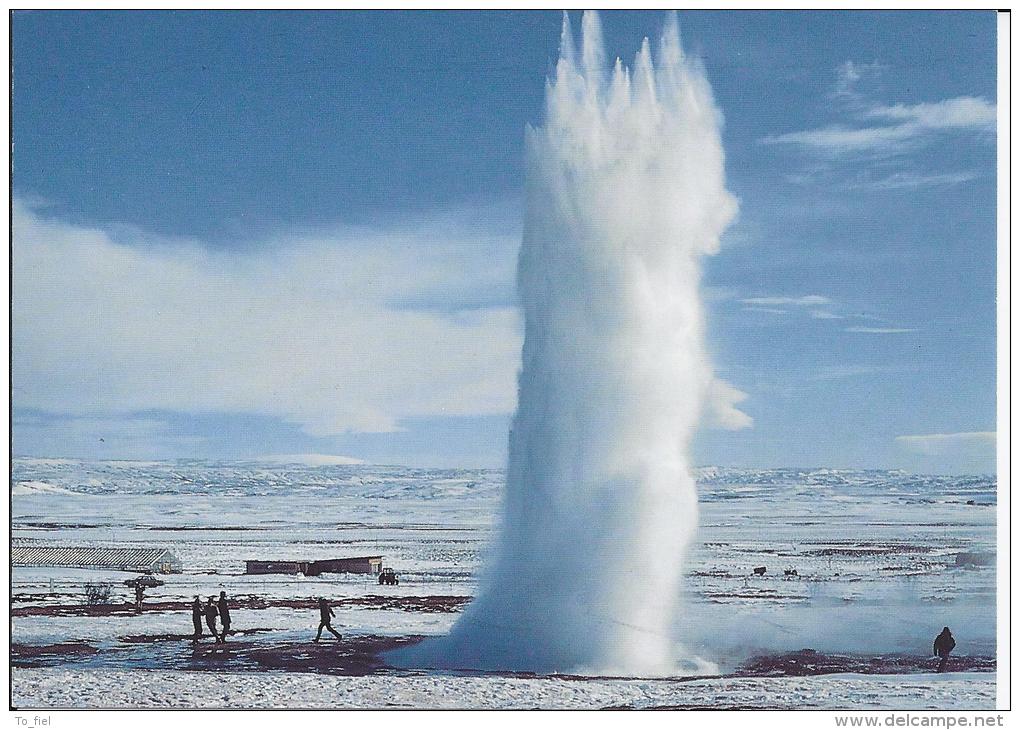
left=245, top=560, right=308, bottom=575
left=306, top=557, right=383, bottom=576
left=245, top=556, right=383, bottom=576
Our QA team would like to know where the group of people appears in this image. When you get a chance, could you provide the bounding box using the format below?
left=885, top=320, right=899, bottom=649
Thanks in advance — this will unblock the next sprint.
left=188, top=593, right=956, bottom=667
left=192, top=591, right=231, bottom=643
left=190, top=593, right=344, bottom=644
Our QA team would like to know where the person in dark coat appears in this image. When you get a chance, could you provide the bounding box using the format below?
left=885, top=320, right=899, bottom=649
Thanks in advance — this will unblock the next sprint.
left=314, top=597, right=342, bottom=642
left=191, top=596, right=204, bottom=642
left=217, top=591, right=231, bottom=641
left=133, top=582, right=146, bottom=614
left=934, top=626, right=956, bottom=672
left=205, top=596, right=221, bottom=644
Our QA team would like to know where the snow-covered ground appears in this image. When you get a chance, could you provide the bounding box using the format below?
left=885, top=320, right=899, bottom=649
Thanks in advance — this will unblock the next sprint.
left=12, top=668, right=995, bottom=710
left=11, top=459, right=997, bottom=709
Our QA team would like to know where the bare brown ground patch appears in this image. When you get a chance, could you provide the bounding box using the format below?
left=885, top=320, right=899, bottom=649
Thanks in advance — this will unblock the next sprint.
left=12, top=594, right=470, bottom=617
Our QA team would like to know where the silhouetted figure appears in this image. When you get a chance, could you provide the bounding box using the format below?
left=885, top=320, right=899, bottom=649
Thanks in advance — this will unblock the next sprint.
left=133, top=582, right=146, bottom=613
left=191, top=596, right=203, bottom=642
left=217, top=591, right=231, bottom=641
left=314, top=597, right=342, bottom=642
left=205, top=596, right=221, bottom=644
left=934, top=627, right=956, bottom=672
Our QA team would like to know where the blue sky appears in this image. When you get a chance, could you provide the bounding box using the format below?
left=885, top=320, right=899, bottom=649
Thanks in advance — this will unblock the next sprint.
left=12, top=10, right=998, bottom=472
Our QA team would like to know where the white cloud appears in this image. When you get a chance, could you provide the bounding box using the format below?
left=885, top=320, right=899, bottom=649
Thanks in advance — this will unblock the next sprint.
left=865, top=97, right=996, bottom=128
left=762, top=95, right=995, bottom=154
left=831, top=60, right=885, bottom=101
left=764, top=124, right=915, bottom=151
left=812, top=365, right=881, bottom=380
left=895, top=432, right=995, bottom=457
left=13, top=200, right=523, bottom=436
left=740, top=295, right=847, bottom=322
left=739, top=297, right=901, bottom=327
left=704, top=378, right=753, bottom=431
left=740, top=295, right=830, bottom=307
left=742, top=307, right=787, bottom=315
left=833, top=60, right=861, bottom=96
left=845, top=326, right=917, bottom=334
left=844, top=170, right=980, bottom=190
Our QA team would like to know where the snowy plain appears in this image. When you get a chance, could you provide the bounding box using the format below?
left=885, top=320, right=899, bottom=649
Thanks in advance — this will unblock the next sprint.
left=10, top=459, right=997, bottom=709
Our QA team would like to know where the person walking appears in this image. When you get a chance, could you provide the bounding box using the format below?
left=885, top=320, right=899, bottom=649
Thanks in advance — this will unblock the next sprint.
left=191, top=596, right=204, bottom=642
left=217, top=591, right=231, bottom=641
left=934, top=627, right=956, bottom=672
left=314, top=597, right=342, bottom=642
left=205, top=596, right=221, bottom=644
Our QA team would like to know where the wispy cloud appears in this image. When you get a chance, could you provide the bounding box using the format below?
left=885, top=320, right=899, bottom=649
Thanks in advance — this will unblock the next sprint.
left=895, top=431, right=995, bottom=456
left=740, top=294, right=844, bottom=321
left=765, top=124, right=911, bottom=152
left=742, top=306, right=787, bottom=315
left=833, top=60, right=862, bottom=97
left=843, top=170, right=980, bottom=191
left=864, top=97, right=996, bottom=128
left=830, top=60, right=885, bottom=103
left=741, top=295, right=830, bottom=307
left=845, top=326, right=918, bottom=334
left=739, top=296, right=906, bottom=327
left=762, top=95, right=995, bottom=155
left=762, top=58, right=994, bottom=169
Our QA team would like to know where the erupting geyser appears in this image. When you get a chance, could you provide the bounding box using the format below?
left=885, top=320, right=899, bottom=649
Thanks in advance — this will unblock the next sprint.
left=399, top=10, right=736, bottom=675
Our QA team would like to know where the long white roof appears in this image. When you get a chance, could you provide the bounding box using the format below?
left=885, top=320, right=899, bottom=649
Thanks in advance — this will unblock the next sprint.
left=11, top=545, right=179, bottom=569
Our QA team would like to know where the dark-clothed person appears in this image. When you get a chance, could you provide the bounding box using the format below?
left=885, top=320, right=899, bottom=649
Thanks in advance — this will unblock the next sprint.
left=205, top=597, right=221, bottom=644
left=217, top=591, right=231, bottom=640
left=934, top=627, right=956, bottom=672
left=191, top=596, right=203, bottom=641
left=314, top=597, right=342, bottom=642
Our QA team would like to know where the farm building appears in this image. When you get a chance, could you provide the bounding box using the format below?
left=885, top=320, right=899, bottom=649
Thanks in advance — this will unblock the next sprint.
left=11, top=546, right=182, bottom=574
left=246, top=556, right=383, bottom=576
left=306, top=556, right=383, bottom=576
left=245, top=560, right=307, bottom=575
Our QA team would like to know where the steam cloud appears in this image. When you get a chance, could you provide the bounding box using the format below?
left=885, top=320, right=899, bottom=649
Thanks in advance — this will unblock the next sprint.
left=398, top=11, right=736, bottom=675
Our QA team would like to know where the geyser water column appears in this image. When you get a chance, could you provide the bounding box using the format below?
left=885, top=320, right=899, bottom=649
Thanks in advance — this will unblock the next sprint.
left=404, top=10, right=736, bottom=675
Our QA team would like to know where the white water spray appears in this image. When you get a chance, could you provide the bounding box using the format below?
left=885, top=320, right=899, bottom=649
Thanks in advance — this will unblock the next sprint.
left=400, top=10, right=736, bottom=675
